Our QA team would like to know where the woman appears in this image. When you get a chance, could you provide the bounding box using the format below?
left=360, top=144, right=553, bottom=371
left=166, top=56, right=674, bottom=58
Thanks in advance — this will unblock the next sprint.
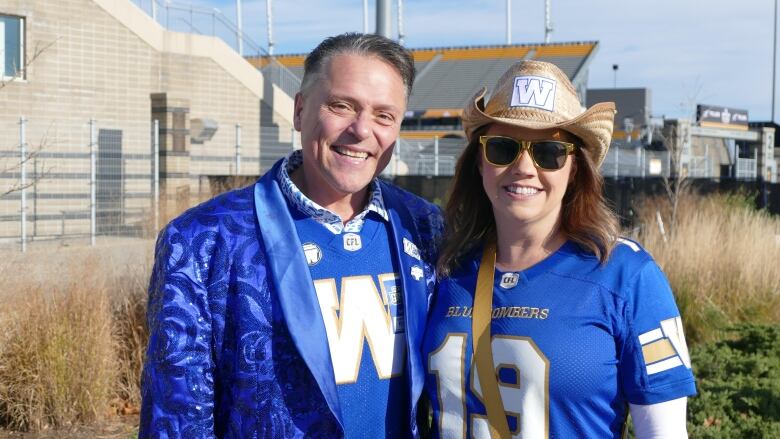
left=422, top=61, right=696, bottom=438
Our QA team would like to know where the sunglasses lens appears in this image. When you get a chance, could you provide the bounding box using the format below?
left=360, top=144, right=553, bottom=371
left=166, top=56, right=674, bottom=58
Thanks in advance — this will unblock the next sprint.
left=484, top=137, right=521, bottom=166
left=531, top=141, right=569, bottom=170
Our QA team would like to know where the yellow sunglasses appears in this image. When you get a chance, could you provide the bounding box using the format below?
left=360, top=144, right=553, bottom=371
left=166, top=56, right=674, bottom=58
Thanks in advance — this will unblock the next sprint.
left=479, top=135, right=576, bottom=170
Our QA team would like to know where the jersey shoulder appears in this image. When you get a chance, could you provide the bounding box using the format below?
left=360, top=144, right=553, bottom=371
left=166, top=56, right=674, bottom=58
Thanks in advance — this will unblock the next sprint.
left=555, top=238, right=658, bottom=299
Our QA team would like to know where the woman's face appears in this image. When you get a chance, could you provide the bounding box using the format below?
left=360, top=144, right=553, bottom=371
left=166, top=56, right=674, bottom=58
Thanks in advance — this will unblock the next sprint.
left=480, top=124, right=577, bottom=235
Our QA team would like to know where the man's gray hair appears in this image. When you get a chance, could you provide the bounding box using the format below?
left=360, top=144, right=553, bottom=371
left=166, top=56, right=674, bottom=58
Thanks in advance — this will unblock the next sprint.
left=299, top=32, right=415, bottom=98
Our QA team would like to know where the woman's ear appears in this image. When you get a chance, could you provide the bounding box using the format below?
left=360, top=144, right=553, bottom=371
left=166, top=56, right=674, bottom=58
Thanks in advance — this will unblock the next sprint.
left=568, top=156, right=577, bottom=183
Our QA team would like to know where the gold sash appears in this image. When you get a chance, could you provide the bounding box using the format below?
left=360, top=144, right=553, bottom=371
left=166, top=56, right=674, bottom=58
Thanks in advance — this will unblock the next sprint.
left=471, top=243, right=511, bottom=438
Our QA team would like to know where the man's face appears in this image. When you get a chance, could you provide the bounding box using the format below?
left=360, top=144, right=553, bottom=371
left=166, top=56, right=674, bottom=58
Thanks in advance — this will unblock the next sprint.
left=293, top=53, right=407, bottom=205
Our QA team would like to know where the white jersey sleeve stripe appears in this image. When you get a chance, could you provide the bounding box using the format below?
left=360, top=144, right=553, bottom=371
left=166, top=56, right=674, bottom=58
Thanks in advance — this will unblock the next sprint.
left=617, top=237, right=641, bottom=252
left=646, top=356, right=683, bottom=375
left=638, top=328, right=663, bottom=345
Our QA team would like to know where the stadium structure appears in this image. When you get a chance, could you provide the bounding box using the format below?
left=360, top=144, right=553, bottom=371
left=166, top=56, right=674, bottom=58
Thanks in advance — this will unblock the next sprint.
left=0, top=0, right=777, bottom=249
left=250, top=41, right=599, bottom=176
left=257, top=42, right=776, bottom=183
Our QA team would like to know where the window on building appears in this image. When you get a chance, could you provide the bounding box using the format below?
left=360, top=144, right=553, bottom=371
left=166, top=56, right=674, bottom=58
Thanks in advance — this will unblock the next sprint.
left=0, top=14, right=24, bottom=79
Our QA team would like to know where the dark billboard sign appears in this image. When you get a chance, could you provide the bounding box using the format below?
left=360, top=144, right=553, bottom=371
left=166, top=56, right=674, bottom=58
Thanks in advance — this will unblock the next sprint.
left=697, top=105, right=749, bottom=130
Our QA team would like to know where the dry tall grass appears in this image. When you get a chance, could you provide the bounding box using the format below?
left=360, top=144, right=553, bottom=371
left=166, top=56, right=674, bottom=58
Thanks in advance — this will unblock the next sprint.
left=1, top=188, right=777, bottom=431
left=0, top=189, right=221, bottom=433
left=636, top=193, right=780, bottom=344
left=0, top=263, right=116, bottom=430
left=0, top=243, right=151, bottom=432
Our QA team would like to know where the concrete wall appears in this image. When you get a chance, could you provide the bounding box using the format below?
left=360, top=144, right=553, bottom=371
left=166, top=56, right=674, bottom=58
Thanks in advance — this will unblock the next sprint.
left=0, top=0, right=290, bottom=242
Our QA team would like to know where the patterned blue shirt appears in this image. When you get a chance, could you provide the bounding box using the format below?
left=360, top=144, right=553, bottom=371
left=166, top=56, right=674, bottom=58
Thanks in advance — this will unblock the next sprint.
left=277, top=150, right=389, bottom=235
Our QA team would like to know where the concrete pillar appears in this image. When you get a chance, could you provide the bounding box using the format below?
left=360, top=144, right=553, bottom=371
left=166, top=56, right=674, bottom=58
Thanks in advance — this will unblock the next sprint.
left=151, top=93, right=191, bottom=218
left=759, top=127, right=777, bottom=182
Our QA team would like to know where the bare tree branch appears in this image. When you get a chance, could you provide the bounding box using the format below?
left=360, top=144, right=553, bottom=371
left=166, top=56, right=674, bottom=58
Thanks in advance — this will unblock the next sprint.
left=1, top=39, right=58, bottom=197
left=1, top=124, right=55, bottom=198
left=659, top=84, right=703, bottom=240
left=0, top=39, right=57, bottom=91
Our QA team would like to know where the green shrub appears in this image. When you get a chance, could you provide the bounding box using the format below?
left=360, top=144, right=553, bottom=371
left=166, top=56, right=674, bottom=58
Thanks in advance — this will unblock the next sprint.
left=687, top=324, right=780, bottom=438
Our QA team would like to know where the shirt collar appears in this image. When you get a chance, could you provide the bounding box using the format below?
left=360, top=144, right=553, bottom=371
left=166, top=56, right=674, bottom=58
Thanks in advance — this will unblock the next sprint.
left=277, top=150, right=389, bottom=234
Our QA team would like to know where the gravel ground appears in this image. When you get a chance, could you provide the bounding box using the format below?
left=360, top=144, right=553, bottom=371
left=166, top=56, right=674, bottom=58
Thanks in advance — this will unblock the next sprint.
left=0, top=415, right=139, bottom=439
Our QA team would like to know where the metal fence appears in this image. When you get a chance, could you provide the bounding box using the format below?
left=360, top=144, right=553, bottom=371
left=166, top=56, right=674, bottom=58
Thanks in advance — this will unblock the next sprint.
left=736, top=157, right=758, bottom=180
left=0, top=117, right=154, bottom=250
left=384, top=137, right=465, bottom=177
left=385, top=138, right=676, bottom=179
left=0, top=116, right=298, bottom=251
left=2, top=115, right=757, bottom=252
left=599, top=146, right=671, bottom=179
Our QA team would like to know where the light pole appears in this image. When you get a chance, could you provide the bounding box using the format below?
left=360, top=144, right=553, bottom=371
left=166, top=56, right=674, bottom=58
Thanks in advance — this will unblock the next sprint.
left=612, top=64, right=619, bottom=88
left=506, top=0, right=512, bottom=45
left=773, top=0, right=777, bottom=122
left=236, top=0, right=243, bottom=55
left=266, top=0, right=274, bottom=55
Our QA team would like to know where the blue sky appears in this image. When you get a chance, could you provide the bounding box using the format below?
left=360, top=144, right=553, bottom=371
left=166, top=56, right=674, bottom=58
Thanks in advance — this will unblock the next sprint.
left=137, top=0, right=777, bottom=122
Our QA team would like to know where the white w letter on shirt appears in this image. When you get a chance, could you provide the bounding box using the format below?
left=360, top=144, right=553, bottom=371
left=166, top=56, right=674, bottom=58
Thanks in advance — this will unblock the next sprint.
left=314, top=275, right=405, bottom=384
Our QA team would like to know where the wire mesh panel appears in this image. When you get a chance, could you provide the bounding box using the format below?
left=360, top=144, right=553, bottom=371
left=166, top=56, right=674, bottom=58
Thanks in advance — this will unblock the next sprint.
left=385, top=137, right=466, bottom=177
left=736, top=158, right=757, bottom=180
left=96, top=129, right=124, bottom=235
left=688, top=155, right=711, bottom=178
left=600, top=147, right=671, bottom=178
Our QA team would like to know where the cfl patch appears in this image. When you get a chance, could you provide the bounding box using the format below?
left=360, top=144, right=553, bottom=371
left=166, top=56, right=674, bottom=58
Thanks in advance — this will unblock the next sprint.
left=499, top=272, right=519, bottom=289
left=638, top=317, right=692, bottom=375
left=403, top=237, right=421, bottom=260
left=302, top=242, right=322, bottom=266
left=510, top=75, right=557, bottom=112
left=343, top=233, right=362, bottom=251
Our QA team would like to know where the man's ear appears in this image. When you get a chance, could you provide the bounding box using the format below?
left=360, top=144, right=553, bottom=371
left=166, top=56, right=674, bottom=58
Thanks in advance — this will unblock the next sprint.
left=293, top=92, right=304, bottom=131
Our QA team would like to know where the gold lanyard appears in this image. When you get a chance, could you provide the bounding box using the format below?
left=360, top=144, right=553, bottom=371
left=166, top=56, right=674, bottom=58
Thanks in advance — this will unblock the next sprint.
left=472, top=242, right=511, bottom=438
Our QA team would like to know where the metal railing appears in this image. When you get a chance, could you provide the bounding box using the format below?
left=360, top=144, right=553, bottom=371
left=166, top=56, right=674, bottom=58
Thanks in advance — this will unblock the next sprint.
left=132, top=0, right=301, bottom=97
left=384, top=138, right=681, bottom=179
left=599, top=147, right=672, bottom=178
left=383, top=137, right=465, bottom=177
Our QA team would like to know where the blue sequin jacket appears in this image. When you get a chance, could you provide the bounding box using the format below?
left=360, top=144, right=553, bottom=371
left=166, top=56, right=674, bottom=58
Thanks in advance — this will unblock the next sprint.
left=139, top=159, right=443, bottom=438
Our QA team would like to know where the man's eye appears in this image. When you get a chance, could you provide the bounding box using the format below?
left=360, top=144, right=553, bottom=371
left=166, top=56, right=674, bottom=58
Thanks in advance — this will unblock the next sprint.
left=328, top=102, right=352, bottom=112
left=376, top=113, right=395, bottom=125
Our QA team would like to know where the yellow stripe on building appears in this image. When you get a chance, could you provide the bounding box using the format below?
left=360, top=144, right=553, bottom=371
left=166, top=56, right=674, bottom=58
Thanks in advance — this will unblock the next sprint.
left=249, top=42, right=596, bottom=68
left=612, top=130, right=641, bottom=140
left=400, top=130, right=465, bottom=140
left=699, top=121, right=749, bottom=131
left=534, top=44, right=595, bottom=57
left=421, top=108, right=463, bottom=118
left=412, top=49, right=442, bottom=62
left=439, top=46, right=532, bottom=61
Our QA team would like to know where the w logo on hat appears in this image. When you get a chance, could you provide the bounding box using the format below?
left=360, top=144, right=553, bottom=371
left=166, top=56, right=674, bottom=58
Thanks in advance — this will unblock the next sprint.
left=510, top=75, right=557, bottom=112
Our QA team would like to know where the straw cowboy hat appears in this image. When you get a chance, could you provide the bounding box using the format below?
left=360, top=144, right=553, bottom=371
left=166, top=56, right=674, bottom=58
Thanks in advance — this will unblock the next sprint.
left=462, top=60, right=616, bottom=166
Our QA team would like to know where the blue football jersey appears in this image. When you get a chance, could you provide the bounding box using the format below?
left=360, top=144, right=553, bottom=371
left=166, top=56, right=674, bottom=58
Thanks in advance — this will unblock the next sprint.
left=423, top=239, right=696, bottom=438
left=294, top=213, right=410, bottom=438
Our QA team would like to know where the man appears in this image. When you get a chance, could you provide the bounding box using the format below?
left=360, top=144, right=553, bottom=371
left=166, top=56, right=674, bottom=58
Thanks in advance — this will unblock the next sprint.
left=139, top=33, right=442, bottom=438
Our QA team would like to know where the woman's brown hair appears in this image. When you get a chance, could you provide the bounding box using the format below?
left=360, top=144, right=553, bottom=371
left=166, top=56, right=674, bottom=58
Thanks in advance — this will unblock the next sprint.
left=436, top=126, right=620, bottom=277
